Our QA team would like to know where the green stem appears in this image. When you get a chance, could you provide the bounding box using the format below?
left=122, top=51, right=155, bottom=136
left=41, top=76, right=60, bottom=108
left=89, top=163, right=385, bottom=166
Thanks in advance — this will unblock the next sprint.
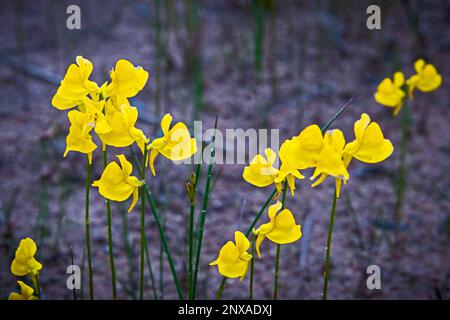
left=144, top=184, right=184, bottom=299
left=32, top=274, right=41, bottom=299
left=144, top=231, right=159, bottom=300
left=85, top=156, right=94, bottom=300
left=103, top=149, right=117, bottom=299
left=140, top=146, right=148, bottom=300
left=394, top=102, right=409, bottom=228
left=188, top=164, right=201, bottom=299
left=129, top=146, right=184, bottom=299
left=274, top=180, right=288, bottom=300
left=249, top=233, right=255, bottom=300
left=192, top=118, right=217, bottom=299
left=215, top=277, right=227, bottom=300
left=322, top=187, right=338, bottom=300
left=320, top=96, right=357, bottom=133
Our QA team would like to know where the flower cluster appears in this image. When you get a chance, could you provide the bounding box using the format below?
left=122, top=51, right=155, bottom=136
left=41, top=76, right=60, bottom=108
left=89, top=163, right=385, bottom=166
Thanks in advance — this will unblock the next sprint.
left=210, top=112, right=393, bottom=282
left=375, top=59, right=441, bottom=116
left=244, top=113, right=393, bottom=198
left=8, top=238, right=42, bottom=300
left=52, top=56, right=197, bottom=210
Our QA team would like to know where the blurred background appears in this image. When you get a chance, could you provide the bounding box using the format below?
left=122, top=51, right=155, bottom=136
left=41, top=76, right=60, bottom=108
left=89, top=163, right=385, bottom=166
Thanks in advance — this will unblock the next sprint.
left=0, top=0, right=449, bottom=299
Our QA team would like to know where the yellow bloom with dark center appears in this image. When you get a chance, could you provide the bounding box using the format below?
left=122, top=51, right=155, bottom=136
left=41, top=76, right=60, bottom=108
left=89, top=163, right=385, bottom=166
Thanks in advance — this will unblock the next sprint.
left=106, top=59, right=149, bottom=98
left=148, top=113, right=197, bottom=176
left=253, top=201, right=302, bottom=258
left=92, top=155, right=143, bottom=212
left=374, top=72, right=406, bottom=116
left=310, top=129, right=349, bottom=198
left=98, top=99, right=149, bottom=154
left=406, top=59, right=442, bottom=98
left=209, top=231, right=252, bottom=280
left=52, top=56, right=99, bottom=110
left=11, top=238, right=43, bottom=277
left=8, top=281, right=38, bottom=300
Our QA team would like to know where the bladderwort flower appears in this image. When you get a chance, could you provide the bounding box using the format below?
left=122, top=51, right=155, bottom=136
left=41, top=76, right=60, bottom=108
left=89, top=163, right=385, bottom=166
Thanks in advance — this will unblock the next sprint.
left=11, top=238, right=43, bottom=278
left=243, top=147, right=304, bottom=196
left=64, top=109, right=97, bottom=164
left=148, top=113, right=197, bottom=176
left=106, top=59, right=149, bottom=98
left=209, top=231, right=252, bottom=280
left=52, top=56, right=99, bottom=110
left=92, top=154, right=143, bottom=212
left=253, top=201, right=302, bottom=258
left=406, top=59, right=442, bottom=98
left=310, top=129, right=349, bottom=198
left=374, top=71, right=406, bottom=116
left=8, top=281, right=38, bottom=300
left=310, top=113, right=393, bottom=198
left=98, top=99, right=149, bottom=154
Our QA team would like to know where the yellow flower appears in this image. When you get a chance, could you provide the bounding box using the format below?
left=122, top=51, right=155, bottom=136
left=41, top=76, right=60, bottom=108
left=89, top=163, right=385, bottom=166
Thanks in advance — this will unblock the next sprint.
left=280, top=124, right=325, bottom=169
left=374, top=72, right=406, bottom=116
left=8, top=281, right=38, bottom=300
left=310, top=129, right=349, bottom=198
left=209, top=231, right=252, bottom=280
left=148, top=113, right=197, bottom=176
left=92, top=154, right=143, bottom=212
left=106, top=59, right=149, bottom=98
left=11, top=238, right=43, bottom=277
left=406, top=59, right=442, bottom=98
left=98, top=99, right=149, bottom=154
left=344, top=113, right=394, bottom=165
left=52, top=56, right=99, bottom=110
left=253, top=201, right=302, bottom=258
left=64, top=110, right=97, bottom=164
left=81, top=97, right=112, bottom=135
left=243, top=148, right=280, bottom=188
left=274, top=149, right=305, bottom=196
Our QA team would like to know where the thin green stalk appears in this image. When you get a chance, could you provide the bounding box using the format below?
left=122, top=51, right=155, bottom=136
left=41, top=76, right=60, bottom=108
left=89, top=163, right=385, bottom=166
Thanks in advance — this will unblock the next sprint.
left=322, top=187, right=338, bottom=300
left=249, top=232, right=255, bottom=300
left=245, top=188, right=278, bottom=237
left=394, top=102, right=410, bottom=228
left=144, top=185, right=184, bottom=299
left=103, top=149, right=117, bottom=299
left=32, top=274, right=41, bottom=299
left=188, top=164, right=201, bottom=299
left=274, top=180, right=288, bottom=300
left=144, top=232, right=159, bottom=300
left=85, top=156, right=94, bottom=300
left=192, top=118, right=217, bottom=299
left=140, top=146, right=148, bottom=300
left=320, top=96, right=357, bottom=133
left=215, top=277, right=227, bottom=300
left=252, top=0, right=265, bottom=74
left=129, top=146, right=184, bottom=299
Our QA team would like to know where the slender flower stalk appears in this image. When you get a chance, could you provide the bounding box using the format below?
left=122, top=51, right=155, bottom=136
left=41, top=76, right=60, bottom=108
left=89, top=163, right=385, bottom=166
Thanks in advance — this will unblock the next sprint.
left=140, top=146, right=148, bottom=300
left=144, top=232, right=158, bottom=300
left=322, top=187, right=338, bottom=300
left=394, top=101, right=409, bottom=229
left=274, top=180, right=288, bottom=300
left=129, top=145, right=184, bottom=300
left=249, top=233, right=256, bottom=300
left=103, top=148, right=117, bottom=299
left=192, top=117, right=218, bottom=300
left=85, top=155, right=94, bottom=300
left=32, top=275, right=41, bottom=299
left=188, top=164, right=201, bottom=299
